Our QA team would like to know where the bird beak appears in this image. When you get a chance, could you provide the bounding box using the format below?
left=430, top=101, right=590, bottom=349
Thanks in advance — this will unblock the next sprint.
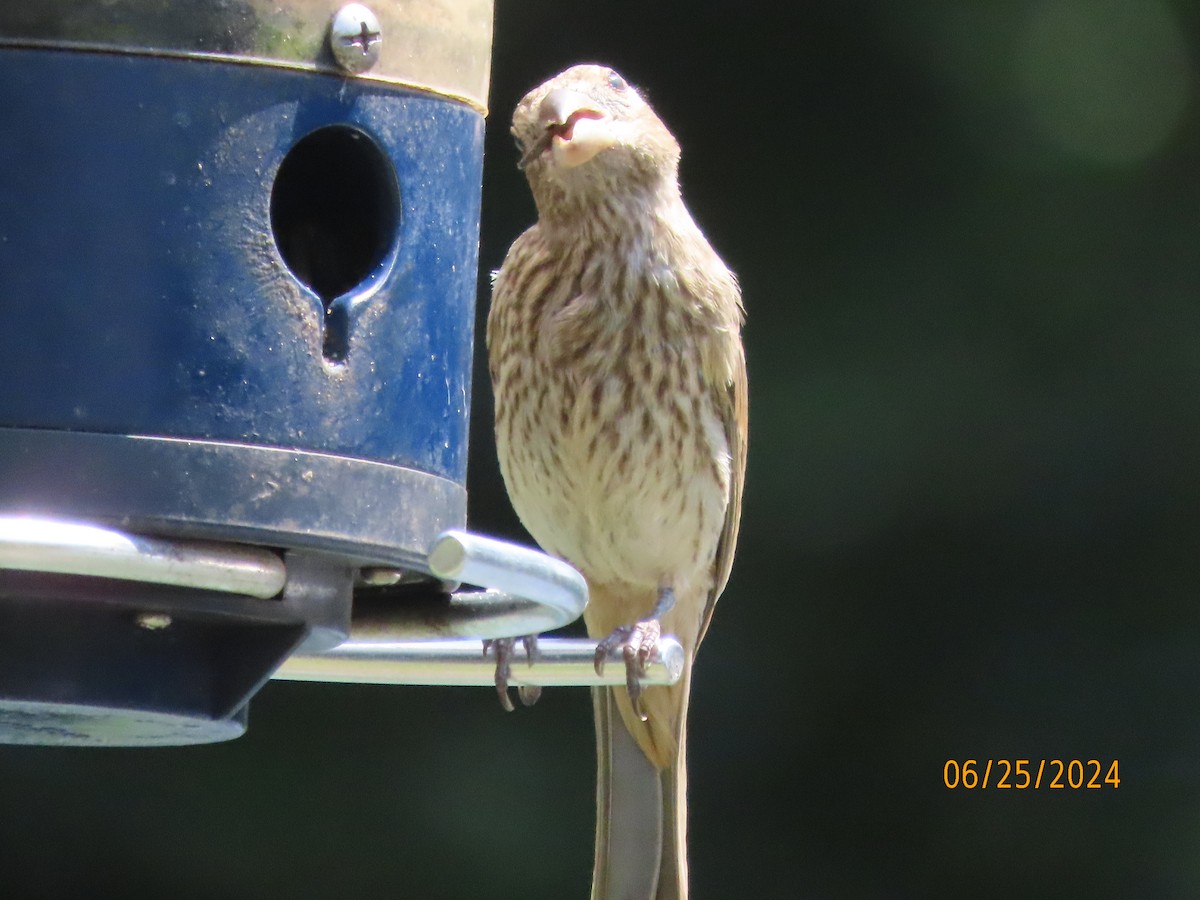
left=519, top=89, right=614, bottom=170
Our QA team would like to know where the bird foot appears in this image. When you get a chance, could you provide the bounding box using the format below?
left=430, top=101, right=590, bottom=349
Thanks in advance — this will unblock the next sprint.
left=482, top=635, right=542, bottom=712
left=594, top=618, right=662, bottom=721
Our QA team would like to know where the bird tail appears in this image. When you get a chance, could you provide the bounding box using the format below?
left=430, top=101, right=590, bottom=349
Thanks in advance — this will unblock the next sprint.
left=590, top=667, right=692, bottom=900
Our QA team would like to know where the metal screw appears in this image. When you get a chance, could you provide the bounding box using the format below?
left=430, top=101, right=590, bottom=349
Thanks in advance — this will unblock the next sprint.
left=358, top=567, right=406, bottom=587
left=136, top=613, right=173, bottom=631
left=330, top=4, right=382, bottom=75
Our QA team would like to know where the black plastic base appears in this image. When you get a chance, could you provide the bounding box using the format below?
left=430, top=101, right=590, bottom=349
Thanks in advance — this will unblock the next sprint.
left=0, top=552, right=353, bottom=746
left=0, top=700, right=249, bottom=746
left=0, top=429, right=466, bottom=569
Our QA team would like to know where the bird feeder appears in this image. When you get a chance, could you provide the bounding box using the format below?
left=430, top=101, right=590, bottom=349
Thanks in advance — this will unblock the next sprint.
left=0, top=1, right=681, bottom=746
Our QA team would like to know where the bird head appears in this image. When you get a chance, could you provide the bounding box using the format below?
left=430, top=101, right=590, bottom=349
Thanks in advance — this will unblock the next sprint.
left=511, top=65, right=681, bottom=199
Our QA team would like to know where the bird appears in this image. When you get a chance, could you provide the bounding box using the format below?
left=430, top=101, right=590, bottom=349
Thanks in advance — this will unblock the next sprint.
left=487, top=64, right=747, bottom=899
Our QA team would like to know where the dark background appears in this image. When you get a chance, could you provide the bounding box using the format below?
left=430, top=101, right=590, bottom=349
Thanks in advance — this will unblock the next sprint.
left=4, top=1, right=1200, bottom=896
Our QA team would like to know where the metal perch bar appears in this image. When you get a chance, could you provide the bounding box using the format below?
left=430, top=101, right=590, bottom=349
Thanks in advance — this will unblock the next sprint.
left=426, top=529, right=588, bottom=634
left=0, top=518, right=674, bottom=688
left=320, top=530, right=589, bottom=643
left=273, top=636, right=686, bottom=687
left=0, top=516, right=287, bottom=599
left=274, top=530, right=687, bottom=688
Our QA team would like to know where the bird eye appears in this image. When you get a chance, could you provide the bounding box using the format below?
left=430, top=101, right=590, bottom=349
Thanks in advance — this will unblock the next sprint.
left=607, top=71, right=627, bottom=91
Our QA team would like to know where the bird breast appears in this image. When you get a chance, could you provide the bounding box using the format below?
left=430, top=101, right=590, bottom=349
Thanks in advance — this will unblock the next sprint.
left=493, top=250, right=732, bottom=593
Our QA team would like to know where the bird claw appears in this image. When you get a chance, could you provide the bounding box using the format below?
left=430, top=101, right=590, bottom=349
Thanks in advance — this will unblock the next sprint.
left=594, top=619, right=662, bottom=721
left=483, top=635, right=541, bottom=712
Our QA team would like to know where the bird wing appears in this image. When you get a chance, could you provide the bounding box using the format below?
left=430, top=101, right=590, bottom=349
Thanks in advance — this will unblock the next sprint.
left=696, top=302, right=748, bottom=649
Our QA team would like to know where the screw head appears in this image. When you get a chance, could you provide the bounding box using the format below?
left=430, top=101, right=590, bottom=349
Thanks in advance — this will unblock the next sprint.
left=136, top=613, right=173, bottom=631
left=357, top=567, right=405, bottom=587
left=330, top=4, right=382, bottom=74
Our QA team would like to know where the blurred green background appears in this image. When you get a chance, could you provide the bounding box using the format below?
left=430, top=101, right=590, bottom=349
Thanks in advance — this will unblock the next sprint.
left=4, top=0, right=1200, bottom=896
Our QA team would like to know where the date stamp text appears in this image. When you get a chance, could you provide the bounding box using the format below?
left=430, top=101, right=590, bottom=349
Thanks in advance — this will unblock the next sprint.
left=943, top=759, right=1120, bottom=790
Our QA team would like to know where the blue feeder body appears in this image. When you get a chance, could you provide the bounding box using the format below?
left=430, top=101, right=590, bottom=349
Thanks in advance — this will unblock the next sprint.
left=0, top=47, right=485, bottom=567
left=0, top=2, right=497, bottom=744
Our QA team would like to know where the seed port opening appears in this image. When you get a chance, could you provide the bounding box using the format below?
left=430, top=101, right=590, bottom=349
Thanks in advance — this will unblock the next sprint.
left=270, top=125, right=399, bottom=363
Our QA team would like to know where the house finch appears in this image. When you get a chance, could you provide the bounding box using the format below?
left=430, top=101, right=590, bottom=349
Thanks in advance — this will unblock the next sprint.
left=488, top=64, right=747, bottom=899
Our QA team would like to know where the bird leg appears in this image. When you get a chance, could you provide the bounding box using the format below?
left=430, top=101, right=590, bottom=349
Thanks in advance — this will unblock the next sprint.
left=482, top=634, right=542, bottom=712
left=594, top=587, right=676, bottom=721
